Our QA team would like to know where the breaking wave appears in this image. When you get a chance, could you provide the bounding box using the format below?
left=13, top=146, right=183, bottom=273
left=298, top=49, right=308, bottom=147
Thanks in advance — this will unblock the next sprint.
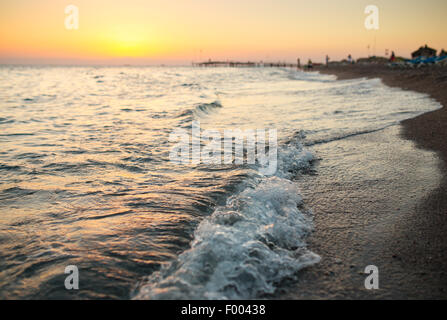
left=133, top=138, right=320, bottom=300
left=176, top=101, right=223, bottom=119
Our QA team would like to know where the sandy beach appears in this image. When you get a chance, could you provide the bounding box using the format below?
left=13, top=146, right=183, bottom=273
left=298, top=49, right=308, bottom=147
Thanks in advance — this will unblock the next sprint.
left=276, top=65, right=447, bottom=299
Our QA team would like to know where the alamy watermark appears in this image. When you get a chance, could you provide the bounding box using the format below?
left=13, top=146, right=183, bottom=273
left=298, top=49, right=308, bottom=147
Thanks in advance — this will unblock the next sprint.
left=64, top=265, right=79, bottom=290
left=169, top=121, right=278, bottom=176
left=65, top=5, right=79, bottom=30
left=364, top=265, right=379, bottom=290
left=364, top=5, right=379, bottom=30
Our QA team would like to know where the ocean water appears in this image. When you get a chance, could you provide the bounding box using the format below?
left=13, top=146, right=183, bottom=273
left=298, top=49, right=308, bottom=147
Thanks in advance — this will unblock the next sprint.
left=0, top=66, right=441, bottom=299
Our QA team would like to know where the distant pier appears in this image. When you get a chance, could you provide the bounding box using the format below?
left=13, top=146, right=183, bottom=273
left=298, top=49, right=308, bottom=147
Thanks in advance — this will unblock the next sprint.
left=192, top=60, right=301, bottom=68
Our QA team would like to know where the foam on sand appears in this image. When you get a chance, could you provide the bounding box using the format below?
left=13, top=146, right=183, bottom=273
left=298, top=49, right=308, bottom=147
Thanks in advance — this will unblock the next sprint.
left=134, top=139, right=320, bottom=299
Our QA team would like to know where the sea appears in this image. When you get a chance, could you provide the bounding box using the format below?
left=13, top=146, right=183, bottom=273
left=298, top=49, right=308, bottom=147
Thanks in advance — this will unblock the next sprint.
left=0, top=66, right=441, bottom=299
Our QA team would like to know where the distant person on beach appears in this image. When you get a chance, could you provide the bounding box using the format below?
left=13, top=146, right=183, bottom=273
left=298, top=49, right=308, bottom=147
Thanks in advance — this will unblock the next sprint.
left=348, top=54, right=352, bottom=64
left=390, top=51, right=396, bottom=62
left=308, top=59, right=313, bottom=69
left=326, top=55, right=330, bottom=67
left=297, top=58, right=301, bottom=69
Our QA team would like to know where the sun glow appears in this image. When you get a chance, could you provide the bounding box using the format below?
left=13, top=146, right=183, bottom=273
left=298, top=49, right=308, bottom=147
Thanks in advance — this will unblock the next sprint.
left=1, top=0, right=446, bottom=64
left=101, top=26, right=157, bottom=57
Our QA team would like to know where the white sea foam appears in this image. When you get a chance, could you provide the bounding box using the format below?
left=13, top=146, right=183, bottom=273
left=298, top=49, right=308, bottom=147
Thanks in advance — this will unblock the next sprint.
left=134, top=139, right=319, bottom=300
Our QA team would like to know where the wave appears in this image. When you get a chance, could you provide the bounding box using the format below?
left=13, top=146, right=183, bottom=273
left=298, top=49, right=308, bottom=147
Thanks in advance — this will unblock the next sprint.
left=287, top=70, right=336, bottom=83
left=304, top=126, right=394, bottom=146
left=176, top=101, right=223, bottom=119
left=133, top=137, right=320, bottom=300
left=0, top=117, right=14, bottom=125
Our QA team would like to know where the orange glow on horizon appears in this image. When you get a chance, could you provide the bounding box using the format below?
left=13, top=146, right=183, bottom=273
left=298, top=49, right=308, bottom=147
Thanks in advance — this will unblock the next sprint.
left=0, top=0, right=446, bottom=64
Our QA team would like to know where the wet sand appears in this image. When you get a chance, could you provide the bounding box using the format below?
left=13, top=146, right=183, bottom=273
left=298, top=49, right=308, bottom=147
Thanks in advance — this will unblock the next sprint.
left=279, top=65, right=447, bottom=299
left=317, top=64, right=447, bottom=167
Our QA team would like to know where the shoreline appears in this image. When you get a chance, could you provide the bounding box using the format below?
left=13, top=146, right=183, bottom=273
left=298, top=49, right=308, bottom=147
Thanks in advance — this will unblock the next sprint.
left=280, top=124, right=445, bottom=299
left=316, top=64, right=447, bottom=165
left=318, top=67, right=447, bottom=277
left=318, top=66, right=447, bottom=263
left=279, top=65, right=447, bottom=299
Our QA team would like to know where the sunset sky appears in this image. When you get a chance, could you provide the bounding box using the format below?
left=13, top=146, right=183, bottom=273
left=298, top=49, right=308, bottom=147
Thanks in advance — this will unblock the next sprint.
left=0, top=0, right=446, bottom=65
